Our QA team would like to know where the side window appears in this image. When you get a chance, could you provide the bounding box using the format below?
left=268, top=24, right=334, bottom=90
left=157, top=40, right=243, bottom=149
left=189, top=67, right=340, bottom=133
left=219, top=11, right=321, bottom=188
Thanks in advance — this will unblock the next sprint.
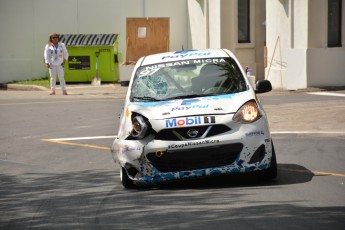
left=238, top=0, right=250, bottom=43
left=328, top=0, right=342, bottom=47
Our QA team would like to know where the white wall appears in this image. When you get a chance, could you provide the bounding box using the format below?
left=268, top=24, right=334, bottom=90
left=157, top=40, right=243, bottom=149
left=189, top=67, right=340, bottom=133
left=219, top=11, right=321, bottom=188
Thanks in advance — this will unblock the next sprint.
left=286, top=48, right=307, bottom=90
left=208, top=0, right=221, bottom=48
left=187, top=0, right=221, bottom=49
left=287, top=48, right=345, bottom=90
left=187, top=0, right=207, bottom=49
left=0, top=0, right=35, bottom=83
left=0, top=0, right=188, bottom=83
left=307, top=48, right=345, bottom=87
left=265, top=0, right=291, bottom=89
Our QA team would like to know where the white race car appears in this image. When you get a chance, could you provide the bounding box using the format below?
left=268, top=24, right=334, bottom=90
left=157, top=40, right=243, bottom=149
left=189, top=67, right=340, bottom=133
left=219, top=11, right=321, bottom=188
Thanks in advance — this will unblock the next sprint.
left=111, top=49, right=277, bottom=188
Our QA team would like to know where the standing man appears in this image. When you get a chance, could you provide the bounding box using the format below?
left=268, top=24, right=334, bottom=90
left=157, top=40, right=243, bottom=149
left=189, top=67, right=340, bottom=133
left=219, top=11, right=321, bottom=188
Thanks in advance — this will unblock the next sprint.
left=44, top=33, right=69, bottom=95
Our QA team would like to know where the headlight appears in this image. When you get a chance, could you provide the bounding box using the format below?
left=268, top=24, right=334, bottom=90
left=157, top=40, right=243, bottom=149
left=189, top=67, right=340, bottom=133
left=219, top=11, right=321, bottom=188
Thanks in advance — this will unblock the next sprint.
left=233, top=101, right=261, bottom=123
left=131, top=114, right=149, bottom=139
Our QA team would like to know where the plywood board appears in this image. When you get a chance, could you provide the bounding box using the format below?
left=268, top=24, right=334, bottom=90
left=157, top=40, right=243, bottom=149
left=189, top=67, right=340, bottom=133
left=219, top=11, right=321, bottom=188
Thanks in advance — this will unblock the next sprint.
left=126, top=18, right=170, bottom=63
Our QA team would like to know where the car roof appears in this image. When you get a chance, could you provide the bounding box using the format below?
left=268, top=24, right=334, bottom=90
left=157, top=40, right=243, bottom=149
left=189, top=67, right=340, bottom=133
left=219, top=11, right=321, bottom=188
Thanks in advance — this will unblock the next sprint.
left=139, top=49, right=235, bottom=66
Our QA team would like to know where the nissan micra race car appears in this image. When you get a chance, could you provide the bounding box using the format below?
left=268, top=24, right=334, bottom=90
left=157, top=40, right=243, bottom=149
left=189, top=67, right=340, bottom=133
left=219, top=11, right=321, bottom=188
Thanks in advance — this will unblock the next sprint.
left=111, top=49, right=277, bottom=188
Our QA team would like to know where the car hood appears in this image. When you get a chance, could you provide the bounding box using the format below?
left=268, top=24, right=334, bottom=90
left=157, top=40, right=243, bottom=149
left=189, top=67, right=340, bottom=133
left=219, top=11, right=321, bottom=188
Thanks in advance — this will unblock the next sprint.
left=127, top=91, right=255, bottom=120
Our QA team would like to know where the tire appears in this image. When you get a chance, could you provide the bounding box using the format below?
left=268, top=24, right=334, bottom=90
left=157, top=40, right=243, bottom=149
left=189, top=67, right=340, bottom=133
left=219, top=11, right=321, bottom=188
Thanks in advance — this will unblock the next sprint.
left=120, top=167, right=136, bottom=189
left=256, top=142, right=278, bottom=180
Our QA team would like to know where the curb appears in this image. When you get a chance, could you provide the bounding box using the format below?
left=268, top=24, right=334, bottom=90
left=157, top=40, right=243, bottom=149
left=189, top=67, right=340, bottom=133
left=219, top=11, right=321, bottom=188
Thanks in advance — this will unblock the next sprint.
left=0, top=84, right=48, bottom=91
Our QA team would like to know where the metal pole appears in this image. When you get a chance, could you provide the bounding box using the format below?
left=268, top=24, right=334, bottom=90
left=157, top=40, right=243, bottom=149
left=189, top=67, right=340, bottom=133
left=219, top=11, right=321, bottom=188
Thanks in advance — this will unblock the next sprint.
left=265, top=36, right=280, bottom=80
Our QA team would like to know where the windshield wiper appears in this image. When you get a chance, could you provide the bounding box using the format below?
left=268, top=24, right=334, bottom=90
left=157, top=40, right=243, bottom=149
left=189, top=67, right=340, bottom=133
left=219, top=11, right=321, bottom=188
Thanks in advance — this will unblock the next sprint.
left=132, top=96, right=161, bottom=101
left=164, top=94, right=206, bottom=100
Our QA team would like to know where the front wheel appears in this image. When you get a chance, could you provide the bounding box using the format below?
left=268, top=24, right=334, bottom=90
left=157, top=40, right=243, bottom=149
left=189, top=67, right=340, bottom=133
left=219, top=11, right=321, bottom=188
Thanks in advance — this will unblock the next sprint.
left=120, top=167, right=136, bottom=189
left=256, top=142, right=277, bottom=180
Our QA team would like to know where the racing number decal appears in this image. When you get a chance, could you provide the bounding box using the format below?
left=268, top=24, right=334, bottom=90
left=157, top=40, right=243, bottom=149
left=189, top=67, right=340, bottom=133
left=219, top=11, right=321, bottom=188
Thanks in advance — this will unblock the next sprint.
left=204, top=116, right=215, bottom=124
left=166, top=116, right=216, bottom=127
left=139, top=68, right=159, bottom=77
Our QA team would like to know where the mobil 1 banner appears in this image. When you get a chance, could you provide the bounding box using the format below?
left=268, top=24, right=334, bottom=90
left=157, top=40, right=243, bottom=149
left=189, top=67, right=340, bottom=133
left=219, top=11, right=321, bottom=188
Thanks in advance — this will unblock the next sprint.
left=68, top=56, right=91, bottom=70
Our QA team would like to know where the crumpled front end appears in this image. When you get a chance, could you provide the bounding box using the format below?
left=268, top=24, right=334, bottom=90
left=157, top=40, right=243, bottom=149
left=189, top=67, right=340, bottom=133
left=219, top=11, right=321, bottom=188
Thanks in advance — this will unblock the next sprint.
left=111, top=113, right=273, bottom=186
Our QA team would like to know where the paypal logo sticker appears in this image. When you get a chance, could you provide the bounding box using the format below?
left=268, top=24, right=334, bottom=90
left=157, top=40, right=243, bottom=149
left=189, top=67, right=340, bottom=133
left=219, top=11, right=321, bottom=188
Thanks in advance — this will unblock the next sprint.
left=171, top=99, right=209, bottom=112
left=162, top=50, right=211, bottom=60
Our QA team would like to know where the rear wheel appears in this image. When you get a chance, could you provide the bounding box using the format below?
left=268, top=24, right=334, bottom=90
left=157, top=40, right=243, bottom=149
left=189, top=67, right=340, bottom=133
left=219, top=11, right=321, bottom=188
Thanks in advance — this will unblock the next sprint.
left=120, top=167, right=136, bottom=189
left=256, top=142, right=277, bottom=180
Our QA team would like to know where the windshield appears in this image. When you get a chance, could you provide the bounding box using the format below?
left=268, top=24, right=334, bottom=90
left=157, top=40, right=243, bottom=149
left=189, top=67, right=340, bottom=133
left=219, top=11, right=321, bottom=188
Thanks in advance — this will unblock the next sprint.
left=130, top=57, right=247, bottom=102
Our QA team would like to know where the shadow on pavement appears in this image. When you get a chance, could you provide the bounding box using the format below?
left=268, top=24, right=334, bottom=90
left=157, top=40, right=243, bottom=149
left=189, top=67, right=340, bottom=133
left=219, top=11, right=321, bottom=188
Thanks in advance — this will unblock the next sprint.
left=155, top=163, right=313, bottom=190
left=0, top=164, right=343, bottom=230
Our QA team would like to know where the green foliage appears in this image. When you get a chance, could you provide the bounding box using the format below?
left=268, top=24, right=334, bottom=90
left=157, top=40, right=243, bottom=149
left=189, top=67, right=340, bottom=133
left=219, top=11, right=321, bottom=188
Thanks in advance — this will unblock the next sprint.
left=13, top=77, right=50, bottom=88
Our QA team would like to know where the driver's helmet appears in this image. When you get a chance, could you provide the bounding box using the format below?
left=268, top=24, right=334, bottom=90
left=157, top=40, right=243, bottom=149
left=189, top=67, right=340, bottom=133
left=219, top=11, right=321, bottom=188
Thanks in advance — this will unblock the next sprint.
left=192, top=64, right=224, bottom=92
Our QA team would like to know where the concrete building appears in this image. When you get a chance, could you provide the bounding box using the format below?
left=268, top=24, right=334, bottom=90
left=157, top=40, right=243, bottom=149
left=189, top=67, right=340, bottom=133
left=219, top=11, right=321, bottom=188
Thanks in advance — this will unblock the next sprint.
left=188, top=0, right=345, bottom=89
left=1, top=0, right=344, bottom=89
left=188, top=0, right=266, bottom=85
left=266, top=0, right=345, bottom=89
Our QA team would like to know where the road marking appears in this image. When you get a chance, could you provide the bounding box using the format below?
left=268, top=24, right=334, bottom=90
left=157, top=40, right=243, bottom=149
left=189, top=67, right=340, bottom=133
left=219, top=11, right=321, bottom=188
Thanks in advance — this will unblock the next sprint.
left=280, top=168, right=345, bottom=178
left=48, top=136, right=116, bottom=141
left=308, top=92, right=345, bottom=97
left=272, top=131, right=345, bottom=134
left=42, top=139, right=111, bottom=150
left=312, top=171, right=345, bottom=177
left=46, top=132, right=345, bottom=140
left=43, top=135, right=345, bottom=178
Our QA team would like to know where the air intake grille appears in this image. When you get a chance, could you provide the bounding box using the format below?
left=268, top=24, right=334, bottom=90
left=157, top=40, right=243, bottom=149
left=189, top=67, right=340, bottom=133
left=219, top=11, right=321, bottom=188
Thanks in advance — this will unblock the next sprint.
left=146, top=143, right=243, bottom=172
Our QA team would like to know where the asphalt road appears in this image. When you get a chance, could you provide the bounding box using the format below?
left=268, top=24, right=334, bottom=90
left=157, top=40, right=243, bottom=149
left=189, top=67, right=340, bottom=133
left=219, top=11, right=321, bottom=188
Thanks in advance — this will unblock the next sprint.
left=0, top=85, right=344, bottom=230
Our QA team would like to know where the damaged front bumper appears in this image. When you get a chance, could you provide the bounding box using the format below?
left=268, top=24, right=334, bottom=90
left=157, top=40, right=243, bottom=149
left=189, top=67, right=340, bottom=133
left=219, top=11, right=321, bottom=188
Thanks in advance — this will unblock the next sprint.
left=111, top=122, right=273, bottom=186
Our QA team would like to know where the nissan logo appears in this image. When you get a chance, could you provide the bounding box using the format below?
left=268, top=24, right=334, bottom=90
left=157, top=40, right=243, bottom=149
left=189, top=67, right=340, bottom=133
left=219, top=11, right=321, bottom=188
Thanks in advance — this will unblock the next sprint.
left=187, top=129, right=198, bottom=138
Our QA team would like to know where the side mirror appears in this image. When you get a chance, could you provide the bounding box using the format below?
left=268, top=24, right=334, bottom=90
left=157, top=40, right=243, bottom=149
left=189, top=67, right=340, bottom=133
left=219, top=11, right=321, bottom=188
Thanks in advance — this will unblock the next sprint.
left=255, top=80, right=272, bottom=94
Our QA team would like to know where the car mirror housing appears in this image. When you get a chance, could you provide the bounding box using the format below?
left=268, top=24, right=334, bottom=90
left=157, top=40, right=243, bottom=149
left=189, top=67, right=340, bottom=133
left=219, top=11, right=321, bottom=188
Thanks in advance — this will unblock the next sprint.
left=255, top=80, right=272, bottom=94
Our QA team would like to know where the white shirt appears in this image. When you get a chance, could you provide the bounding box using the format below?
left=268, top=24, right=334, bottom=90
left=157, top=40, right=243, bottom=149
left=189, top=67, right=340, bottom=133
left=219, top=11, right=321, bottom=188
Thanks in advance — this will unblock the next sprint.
left=44, top=42, right=68, bottom=66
